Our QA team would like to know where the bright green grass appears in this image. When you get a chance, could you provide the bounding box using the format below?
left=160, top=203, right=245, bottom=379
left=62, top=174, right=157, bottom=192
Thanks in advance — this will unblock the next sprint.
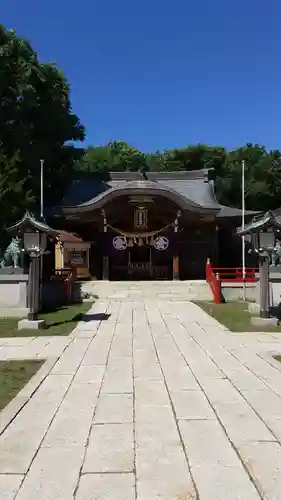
left=0, top=302, right=91, bottom=337
left=196, top=301, right=281, bottom=332
left=0, top=360, right=43, bottom=411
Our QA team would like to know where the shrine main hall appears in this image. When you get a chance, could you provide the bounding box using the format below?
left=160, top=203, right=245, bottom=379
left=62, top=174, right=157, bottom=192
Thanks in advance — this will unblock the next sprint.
left=51, top=169, right=255, bottom=281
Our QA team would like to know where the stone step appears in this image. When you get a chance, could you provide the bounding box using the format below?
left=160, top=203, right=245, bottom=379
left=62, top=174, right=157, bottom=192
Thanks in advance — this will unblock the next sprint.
left=72, top=280, right=212, bottom=301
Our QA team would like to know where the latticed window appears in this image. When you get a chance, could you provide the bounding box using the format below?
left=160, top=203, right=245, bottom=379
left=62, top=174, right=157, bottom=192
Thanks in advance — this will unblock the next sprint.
left=134, top=208, right=148, bottom=229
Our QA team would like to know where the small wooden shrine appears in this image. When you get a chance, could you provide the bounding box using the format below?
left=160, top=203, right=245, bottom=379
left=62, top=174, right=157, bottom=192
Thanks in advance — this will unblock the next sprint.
left=55, top=231, right=90, bottom=279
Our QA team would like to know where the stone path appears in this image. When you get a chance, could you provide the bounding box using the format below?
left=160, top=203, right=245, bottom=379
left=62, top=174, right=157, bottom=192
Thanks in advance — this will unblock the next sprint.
left=1, top=300, right=281, bottom=499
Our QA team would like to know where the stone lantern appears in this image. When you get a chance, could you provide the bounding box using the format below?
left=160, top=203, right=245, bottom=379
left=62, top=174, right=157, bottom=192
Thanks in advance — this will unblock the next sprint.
left=6, top=212, right=59, bottom=330
left=237, top=211, right=281, bottom=326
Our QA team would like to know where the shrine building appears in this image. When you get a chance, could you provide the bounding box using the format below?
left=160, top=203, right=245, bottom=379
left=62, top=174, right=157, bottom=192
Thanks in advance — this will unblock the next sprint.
left=51, top=169, right=256, bottom=281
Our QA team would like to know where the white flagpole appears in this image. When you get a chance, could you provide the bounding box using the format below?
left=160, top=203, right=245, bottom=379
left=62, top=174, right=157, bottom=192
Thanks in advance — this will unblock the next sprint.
left=40, top=159, right=44, bottom=219
left=39, top=159, right=44, bottom=305
left=242, top=160, right=246, bottom=300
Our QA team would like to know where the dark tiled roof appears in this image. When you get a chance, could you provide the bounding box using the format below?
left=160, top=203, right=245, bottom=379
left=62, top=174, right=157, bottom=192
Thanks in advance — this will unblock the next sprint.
left=216, top=206, right=259, bottom=219
left=7, top=212, right=59, bottom=236
left=237, top=211, right=281, bottom=235
left=58, top=170, right=257, bottom=219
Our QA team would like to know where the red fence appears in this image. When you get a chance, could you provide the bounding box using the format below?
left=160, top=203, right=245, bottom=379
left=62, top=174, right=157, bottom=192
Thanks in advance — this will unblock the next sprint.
left=205, top=261, right=258, bottom=304
left=52, top=267, right=76, bottom=302
left=211, top=267, right=258, bottom=283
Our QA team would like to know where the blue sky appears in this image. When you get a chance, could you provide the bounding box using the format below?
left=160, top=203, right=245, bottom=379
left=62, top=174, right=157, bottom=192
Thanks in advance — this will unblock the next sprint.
left=1, top=0, right=281, bottom=152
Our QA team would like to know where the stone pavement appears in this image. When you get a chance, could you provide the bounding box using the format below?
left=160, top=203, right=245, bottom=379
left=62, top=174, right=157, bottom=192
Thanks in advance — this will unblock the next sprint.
left=1, top=300, right=281, bottom=499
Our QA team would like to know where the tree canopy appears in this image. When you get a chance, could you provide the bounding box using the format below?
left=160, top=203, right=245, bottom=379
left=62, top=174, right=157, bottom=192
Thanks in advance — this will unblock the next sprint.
left=76, top=142, right=281, bottom=212
left=0, top=24, right=85, bottom=228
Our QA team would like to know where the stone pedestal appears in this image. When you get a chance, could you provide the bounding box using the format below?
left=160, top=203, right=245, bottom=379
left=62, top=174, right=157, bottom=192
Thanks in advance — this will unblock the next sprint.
left=0, top=267, right=25, bottom=275
left=0, top=273, right=28, bottom=317
left=18, top=318, right=45, bottom=330
left=251, top=269, right=281, bottom=318
left=251, top=316, right=279, bottom=327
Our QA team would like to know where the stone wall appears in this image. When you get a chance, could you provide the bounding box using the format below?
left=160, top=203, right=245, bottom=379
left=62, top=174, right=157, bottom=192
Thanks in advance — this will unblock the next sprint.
left=222, top=283, right=256, bottom=302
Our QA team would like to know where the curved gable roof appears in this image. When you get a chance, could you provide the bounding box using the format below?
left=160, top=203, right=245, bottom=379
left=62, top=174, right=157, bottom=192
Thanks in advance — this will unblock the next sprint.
left=60, top=170, right=221, bottom=215
left=58, top=170, right=257, bottom=219
left=65, top=180, right=212, bottom=213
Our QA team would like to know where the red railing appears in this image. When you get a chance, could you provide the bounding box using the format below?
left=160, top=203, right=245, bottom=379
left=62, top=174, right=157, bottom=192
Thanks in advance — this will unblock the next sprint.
left=205, top=261, right=258, bottom=304
left=53, top=267, right=76, bottom=302
left=210, top=267, right=258, bottom=283
left=206, top=261, right=221, bottom=304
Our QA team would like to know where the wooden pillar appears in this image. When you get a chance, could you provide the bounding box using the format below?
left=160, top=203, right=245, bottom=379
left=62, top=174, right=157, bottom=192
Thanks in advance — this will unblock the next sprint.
left=55, top=242, right=64, bottom=271
left=173, top=213, right=180, bottom=280
left=102, top=210, right=109, bottom=280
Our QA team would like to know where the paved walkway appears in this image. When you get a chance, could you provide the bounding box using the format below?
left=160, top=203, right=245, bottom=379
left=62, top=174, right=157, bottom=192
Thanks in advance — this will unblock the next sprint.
left=1, top=300, right=281, bottom=499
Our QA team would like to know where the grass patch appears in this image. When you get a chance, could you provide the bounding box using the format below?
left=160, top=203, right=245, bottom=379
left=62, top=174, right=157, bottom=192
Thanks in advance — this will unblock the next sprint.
left=196, top=301, right=281, bottom=332
left=274, top=355, right=281, bottom=363
left=0, top=359, right=43, bottom=411
left=0, top=302, right=92, bottom=338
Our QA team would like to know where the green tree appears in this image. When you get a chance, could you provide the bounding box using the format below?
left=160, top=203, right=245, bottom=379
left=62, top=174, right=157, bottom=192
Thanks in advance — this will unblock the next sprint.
left=162, top=144, right=226, bottom=172
left=76, top=141, right=147, bottom=173
left=0, top=24, right=85, bottom=226
left=108, top=141, right=147, bottom=171
left=75, top=146, right=114, bottom=172
left=76, top=141, right=281, bottom=212
left=0, top=147, right=32, bottom=229
left=144, top=150, right=167, bottom=171
left=216, top=144, right=281, bottom=211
